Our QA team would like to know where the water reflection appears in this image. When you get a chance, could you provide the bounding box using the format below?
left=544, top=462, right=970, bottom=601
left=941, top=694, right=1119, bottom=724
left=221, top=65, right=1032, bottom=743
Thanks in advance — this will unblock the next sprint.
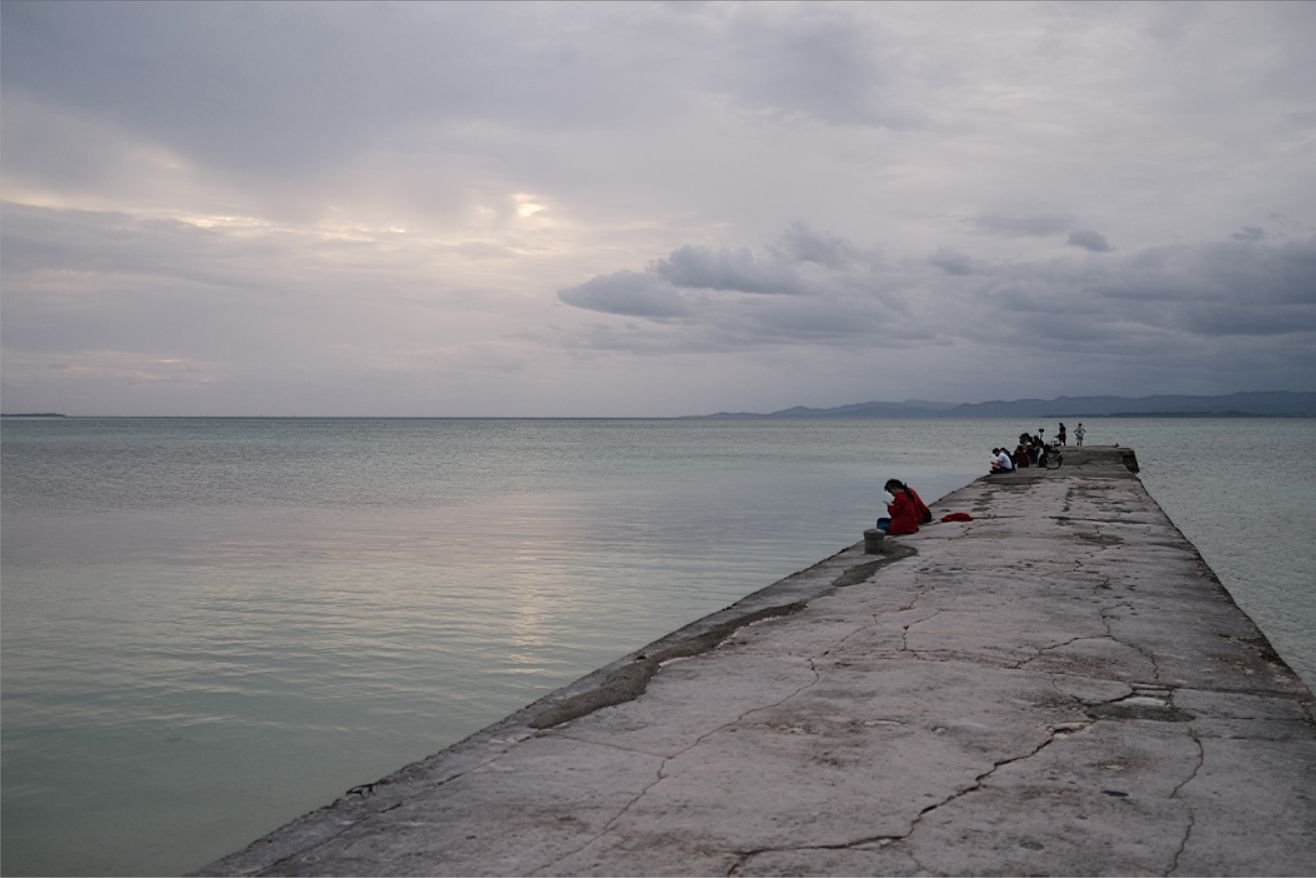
left=3, top=417, right=1311, bottom=877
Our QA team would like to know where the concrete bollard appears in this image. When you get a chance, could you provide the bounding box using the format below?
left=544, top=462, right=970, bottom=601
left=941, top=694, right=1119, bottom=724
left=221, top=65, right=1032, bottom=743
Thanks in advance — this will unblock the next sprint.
left=863, top=528, right=886, bottom=555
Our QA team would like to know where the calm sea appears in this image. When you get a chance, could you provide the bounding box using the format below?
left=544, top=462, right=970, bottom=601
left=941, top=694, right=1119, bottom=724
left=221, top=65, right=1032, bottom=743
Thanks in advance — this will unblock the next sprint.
left=2, top=417, right=1313, bottom=876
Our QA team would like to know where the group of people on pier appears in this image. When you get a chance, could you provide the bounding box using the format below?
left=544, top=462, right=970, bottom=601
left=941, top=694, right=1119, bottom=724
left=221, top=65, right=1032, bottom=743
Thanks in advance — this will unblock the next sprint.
left=990, top=422, right=1085, bottom=473
left=881, top=422, right=1089, bottom=535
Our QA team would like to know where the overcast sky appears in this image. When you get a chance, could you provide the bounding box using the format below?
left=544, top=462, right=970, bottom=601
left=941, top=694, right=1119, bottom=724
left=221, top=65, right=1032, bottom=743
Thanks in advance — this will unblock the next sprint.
left=3, top=1, right=1314, bottom=416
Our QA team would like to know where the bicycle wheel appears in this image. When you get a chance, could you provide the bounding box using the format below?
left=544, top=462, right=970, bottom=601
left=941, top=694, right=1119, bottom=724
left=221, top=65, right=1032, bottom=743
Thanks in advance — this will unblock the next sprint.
left=1046, top=452, right=1063, bottom=469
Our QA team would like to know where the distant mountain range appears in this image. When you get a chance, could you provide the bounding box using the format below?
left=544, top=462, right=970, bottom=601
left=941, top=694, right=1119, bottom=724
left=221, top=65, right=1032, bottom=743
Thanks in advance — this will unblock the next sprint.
left=695, top=391, right=1316, bottom=419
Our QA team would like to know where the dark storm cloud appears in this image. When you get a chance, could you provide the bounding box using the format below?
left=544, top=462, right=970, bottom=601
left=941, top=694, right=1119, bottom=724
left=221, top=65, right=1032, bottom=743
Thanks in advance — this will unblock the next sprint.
left=1067, top=229, right=1113, bottom=252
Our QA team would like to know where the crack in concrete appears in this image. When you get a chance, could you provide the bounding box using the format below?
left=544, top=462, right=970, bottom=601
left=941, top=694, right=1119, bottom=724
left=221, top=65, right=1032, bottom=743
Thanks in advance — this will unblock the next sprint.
left=726, top=834, right=908, bottom=876
left=726, top=717, right=1102, bottom=876
left=551, top=732, right=669, bottom=759
left=1098, top=602, right=1140, bottom=649
left=1044, top=601, right=1166, bottom=685
left=1004, top=590, right=1130, bottom=671
left=824, top=617, right=885, bottom=656
left=1012, top=633, right=1108, bottom=670
left=769, top=717, right=1085, bottom=866
left=1101, top=608, right=1163, bottom=684
left=907, top=721, right=1094, bottom=828
left=900, top=609, right=943, bottom=653
left=532, top=659, right=826, bottom=876
left=1168, top=729, right=1205, bottom=876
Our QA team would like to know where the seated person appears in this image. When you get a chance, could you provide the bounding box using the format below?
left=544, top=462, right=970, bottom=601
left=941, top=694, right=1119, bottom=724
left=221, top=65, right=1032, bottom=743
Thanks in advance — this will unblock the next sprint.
left=1012, top=444, right=1030, bottom=468
left=990, top=447, right=1014, bottom=473
left=881, top=478, right=921, bottom=534
left=886, top=479, right=932, bottom=524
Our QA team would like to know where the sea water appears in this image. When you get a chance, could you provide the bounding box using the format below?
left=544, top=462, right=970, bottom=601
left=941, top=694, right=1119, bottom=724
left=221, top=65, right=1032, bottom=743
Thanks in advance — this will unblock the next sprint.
left=2, top=417, right=1313, bottom=876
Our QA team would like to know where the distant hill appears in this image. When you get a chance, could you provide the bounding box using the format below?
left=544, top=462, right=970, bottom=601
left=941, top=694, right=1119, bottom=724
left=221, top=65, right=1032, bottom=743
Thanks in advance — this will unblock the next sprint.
left=695, top=391, right=1316, bottom=419
left=703, top=399, right=960, bottom=419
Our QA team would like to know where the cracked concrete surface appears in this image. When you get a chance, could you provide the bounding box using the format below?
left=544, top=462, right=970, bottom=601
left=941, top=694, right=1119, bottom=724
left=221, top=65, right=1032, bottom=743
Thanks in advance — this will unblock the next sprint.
left=197, top=448, right=1316, bottom=877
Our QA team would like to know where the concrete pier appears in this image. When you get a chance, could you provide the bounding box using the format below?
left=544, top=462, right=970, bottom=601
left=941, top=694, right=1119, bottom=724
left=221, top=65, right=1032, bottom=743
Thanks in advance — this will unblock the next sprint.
left=199, top=447, right=1316, bottom=877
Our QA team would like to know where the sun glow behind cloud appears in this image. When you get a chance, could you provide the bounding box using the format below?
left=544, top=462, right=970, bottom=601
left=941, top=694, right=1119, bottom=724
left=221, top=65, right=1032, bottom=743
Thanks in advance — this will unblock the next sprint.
left=515, top=194, right=546, bottom=219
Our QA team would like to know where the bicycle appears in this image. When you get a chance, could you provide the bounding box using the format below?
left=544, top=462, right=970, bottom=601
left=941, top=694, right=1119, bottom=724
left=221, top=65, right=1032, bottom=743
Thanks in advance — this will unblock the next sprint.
left=1039, top=442, right=1064, bottom=469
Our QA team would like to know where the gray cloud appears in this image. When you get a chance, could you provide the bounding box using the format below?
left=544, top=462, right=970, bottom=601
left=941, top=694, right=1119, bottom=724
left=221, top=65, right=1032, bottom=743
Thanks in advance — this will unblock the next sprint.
left=928, top=248, right=976, bottom=276
left=559, top=223, right=902, bottom=318
left=652, top=246, right=804, bottom=295
left=560, top=227, right=1316, bottom=362
left=1067, top=229, right=1113, bottom=252
left=557, top=226, right=916, bottom=347
left=712, top=5, right=930, bottom=129
left=557, top=271, right=691, bottom=319
left=771, top=221, right=859, bottom=269
left=971, top=214, right=1072, bottom=237
left=972, top=216, right=1115, bottom=255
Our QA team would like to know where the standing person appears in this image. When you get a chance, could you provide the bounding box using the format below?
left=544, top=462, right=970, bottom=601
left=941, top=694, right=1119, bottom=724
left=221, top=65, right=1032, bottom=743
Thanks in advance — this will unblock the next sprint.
left=1075, top=423, right=1086, bottom=446
left=1058, top=422, right=1068, bottom=446
left=882, top=479, right=921, bottom=534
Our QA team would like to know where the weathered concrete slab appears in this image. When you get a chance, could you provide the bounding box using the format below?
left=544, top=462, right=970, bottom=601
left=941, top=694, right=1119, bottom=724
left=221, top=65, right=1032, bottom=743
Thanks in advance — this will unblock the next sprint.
left=198, top=447, right=1316, bottom=877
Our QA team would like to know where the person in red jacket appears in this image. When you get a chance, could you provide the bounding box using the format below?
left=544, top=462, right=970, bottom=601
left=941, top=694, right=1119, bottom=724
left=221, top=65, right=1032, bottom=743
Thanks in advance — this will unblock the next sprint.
left=900, top=481, right=933, bottom=524
left=882, top=478, right=921, bottom=535
left=884, top=479, right=932, bottom=524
